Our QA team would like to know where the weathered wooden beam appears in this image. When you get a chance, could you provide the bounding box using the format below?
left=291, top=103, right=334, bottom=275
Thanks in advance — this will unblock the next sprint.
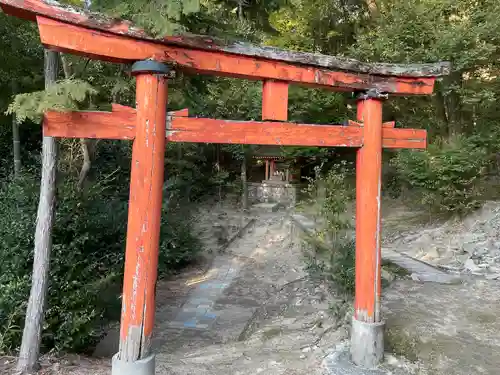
left=168, top=117, right=363, bottom=147
left=262, top=80, right=288, bottom=121
left=169, top=118, right=426, bottom=148
left=348, top=120, right=395, bottom=128
left=35, top=17, right=437, bottom=95
left=44, top=105, right=137, bottom=140
left=43, top=105, right=189, bottom=139
left=0, top=0, right=451, bottom=78
left=43, top=106, right=426, bottom=149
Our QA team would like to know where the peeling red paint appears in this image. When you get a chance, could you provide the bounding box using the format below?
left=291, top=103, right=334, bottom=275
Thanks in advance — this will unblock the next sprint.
left=43, top=109, right=427, bottom=149
left=119, top=73, right=168, bottom=361
left=354, top=98, right=384, bottom=324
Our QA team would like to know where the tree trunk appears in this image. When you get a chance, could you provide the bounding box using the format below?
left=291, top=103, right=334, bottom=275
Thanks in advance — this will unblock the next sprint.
left=433, top=83, right=449, bottom=137
left=238, top=0, right=244, bottom=22
left=77, top=138, right=93, bottom=191
left=60, top=53, right=93, bottom=190
left=443, top=72, right=463, bottom=137
left=241, top=155, right=248, bottom=210
left=366, top=0, right=378, bottom=16
left=16, top=49, right=59, bottom=374
left=60, top=54, right=72, bottom=79
left=11, top=81, right=21, bottom=177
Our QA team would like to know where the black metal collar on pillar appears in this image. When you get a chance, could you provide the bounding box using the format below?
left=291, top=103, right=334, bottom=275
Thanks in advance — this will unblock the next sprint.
left=131, top=60, right=170, bottom=76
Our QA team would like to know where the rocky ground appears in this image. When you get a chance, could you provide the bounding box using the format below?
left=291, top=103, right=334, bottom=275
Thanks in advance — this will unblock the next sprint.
left=6, top=199, right=500, bottom=375
left=383, top=201, right=500, bottom=279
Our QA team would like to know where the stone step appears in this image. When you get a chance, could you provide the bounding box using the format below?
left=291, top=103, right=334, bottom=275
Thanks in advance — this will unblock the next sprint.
left=251, top=202, right=281, bottom=212
left=382, top=248, right=461, bottom=284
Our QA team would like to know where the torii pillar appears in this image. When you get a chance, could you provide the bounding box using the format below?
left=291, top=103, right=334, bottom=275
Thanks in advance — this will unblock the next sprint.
left=351, top=90, right=386, bottom=368
left=113, top=60, right=169, bottom=375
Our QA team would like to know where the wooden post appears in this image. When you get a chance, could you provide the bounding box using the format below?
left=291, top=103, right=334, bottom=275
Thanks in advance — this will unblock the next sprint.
left=17, top=49, right=59, bottom=375
left=262, top=80, right=289, bottom=121
left=114, top=60, right=169, bottom=375
left=351, top=92, right=385, bottom=368
left=265, top=159, right=269, bottom=180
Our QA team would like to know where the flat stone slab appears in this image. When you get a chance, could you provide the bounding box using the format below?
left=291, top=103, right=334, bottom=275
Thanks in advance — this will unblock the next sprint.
left=168, top=258, right=242, bottom=330
left=252, top=202, right=281, bottom=212
left=291, top=214, right=317, bottom=235
left=383, top=248, right=462, bottom=284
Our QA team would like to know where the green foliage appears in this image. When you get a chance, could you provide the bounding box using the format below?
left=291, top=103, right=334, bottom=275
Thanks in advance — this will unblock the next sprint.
left=352, top=0, right=500, bottom=138
left=300, top=161, right=354, bottom=240
left=0, top=169, right=202, bottom=354
left=265, top=0, right=364, bottom=54
left=300, top=162, right=356, bottom=295
left=0, top=175, right=126, bottom=353
left=159, top=204, right=202, bottom=272
left=6, top=79, right=97, bottom=124
left=93, top=0, right=200, bottom=35
left=393, top=136, right=490, bottom=215
left=288, top=86, right=348, bottom=124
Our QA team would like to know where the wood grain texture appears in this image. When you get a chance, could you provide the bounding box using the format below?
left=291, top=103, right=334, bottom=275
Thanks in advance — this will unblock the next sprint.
left=0, top=0, right=450, bottom=77
left=262, top=80, right=288, bottom=121
left=119, top=74, right=168, bottom=362
left=43, top=108, right=426, bottom=149
left=348, top=120, right=396, bottom=128
left=35, top=17, right=437, bottom=95
left=17, top=49, right=59, bottom=374
left=43, top=107, right=136, bottom=140
left=354, top=98, right=383, bottom=324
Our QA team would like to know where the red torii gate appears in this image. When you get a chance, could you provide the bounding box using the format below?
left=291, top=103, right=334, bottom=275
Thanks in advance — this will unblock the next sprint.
left=0, top=0, right=450, bottom=373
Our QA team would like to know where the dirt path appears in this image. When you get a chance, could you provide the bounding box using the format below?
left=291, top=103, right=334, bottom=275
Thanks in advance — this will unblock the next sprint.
left=9, top=199, right=500, bottom=375
left=25, top=206, right=346, bottom=375
left=153, top=209, right=347, bottom=375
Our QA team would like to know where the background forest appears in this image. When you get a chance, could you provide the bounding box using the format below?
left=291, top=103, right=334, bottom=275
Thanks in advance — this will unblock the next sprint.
left=2, top=0, right=500, bottom=358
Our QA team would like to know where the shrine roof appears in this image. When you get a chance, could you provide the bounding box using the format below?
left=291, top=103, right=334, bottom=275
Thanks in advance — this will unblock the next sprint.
left=0, top=0, right=450, bottom=78
left=253, top=146, right=287, bottom=159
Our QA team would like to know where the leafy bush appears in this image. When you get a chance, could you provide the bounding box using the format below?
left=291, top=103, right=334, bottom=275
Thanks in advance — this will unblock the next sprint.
left=0, top=172, right=201, bottom=354
left=159, top=200, right=202, bottom=273
left=299, top=162, right=356, bottom=295
left=393, top=135, right=490, bottom=215
left=300, top=161, right=353, bottom=242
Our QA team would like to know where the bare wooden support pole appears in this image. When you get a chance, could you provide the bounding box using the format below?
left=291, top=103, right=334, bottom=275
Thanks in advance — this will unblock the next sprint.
left=351, top=94, right=385, bottom=368
left=265, top=159, right=269, bottom=180
left=17, top=49, right=59, bottom=375
left=114, top=60, right=169, bottom=375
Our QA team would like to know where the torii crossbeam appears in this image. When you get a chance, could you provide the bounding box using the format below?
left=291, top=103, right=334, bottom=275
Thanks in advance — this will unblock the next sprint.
left=0, top=0, right=450, bottom=373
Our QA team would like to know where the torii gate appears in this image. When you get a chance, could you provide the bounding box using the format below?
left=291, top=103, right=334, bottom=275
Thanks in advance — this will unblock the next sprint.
left=0, top=1, right=450, bottom=373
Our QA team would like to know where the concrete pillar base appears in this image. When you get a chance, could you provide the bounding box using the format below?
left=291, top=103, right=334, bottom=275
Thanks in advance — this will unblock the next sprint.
left=112, top=353, right=155, bottom=375
left=350, top=317, right=385, bottom=369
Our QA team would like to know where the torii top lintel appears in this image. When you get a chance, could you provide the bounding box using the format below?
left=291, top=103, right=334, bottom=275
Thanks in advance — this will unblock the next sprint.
left=0, top=0, right=450, bottom=95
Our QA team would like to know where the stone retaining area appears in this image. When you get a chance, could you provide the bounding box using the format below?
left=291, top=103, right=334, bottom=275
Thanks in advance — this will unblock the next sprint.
left=290, top=214, right=459, bottom=284
left=248, top=181, right=300, bottom=207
